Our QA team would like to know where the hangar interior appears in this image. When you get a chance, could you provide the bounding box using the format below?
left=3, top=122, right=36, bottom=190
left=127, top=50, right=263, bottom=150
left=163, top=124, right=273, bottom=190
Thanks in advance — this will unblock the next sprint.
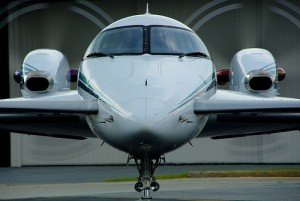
left=0, top=0, right=299, bottom=167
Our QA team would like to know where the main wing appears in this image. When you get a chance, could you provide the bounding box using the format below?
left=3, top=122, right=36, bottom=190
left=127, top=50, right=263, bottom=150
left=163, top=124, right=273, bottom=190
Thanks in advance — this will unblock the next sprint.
left=0, top=91, right=98, bottom=139
left=195, top=90, right=300, bottom=139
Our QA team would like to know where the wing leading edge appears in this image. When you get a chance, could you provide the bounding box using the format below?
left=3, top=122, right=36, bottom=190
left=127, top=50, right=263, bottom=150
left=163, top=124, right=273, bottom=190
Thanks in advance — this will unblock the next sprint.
left=0, top=91, right=98, bottom=114
left=0, top=91, right=98, bottom=139
left=195, top=90, right=300, bottom=114
left=0, top=100, right=98, bottom=114
left=195, top=90, right=300, bottom=139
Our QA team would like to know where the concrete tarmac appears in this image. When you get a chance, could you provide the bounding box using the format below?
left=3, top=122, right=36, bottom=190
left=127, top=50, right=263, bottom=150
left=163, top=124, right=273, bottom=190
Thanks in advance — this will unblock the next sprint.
left=1, top=164, right=299, bottom=184
left=0, top=165, right=300, bottom=201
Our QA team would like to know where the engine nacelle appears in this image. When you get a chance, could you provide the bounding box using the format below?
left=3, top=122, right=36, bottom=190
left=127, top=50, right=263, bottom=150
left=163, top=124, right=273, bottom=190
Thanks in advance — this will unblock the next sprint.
left=229, top=48, right=280, bottom=97
left=18, top=49, right=71, bottom=97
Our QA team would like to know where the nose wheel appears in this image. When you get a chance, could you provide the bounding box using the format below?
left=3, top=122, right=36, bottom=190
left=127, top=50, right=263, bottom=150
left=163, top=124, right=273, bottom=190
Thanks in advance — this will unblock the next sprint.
left=150, top=181, right=160, bottom=191
left=135, top=181, right=160, bottom=199
left=129, top=146, right=164, bottom=199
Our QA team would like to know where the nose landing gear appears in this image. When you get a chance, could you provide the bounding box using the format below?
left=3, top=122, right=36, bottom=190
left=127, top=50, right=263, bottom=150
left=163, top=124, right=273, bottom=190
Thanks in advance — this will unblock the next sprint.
left=134, top=180, right=160, bottom=199
left=129, top=146, right=165, bottom=199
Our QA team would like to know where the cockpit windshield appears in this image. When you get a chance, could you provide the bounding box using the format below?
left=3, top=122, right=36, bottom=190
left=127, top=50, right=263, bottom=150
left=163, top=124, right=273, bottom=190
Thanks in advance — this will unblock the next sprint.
left=84, top=25, right=210, bottom=58
left=150, top=27, right=208, bottom=55
left=86, top=26, right=144, bottom=55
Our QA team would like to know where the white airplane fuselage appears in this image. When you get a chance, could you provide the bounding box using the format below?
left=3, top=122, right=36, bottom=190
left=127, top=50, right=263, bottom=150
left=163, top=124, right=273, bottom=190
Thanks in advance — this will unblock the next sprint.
left=73, top=14, right=217, bottom=156
left=79, top=54, right=215, bottom=155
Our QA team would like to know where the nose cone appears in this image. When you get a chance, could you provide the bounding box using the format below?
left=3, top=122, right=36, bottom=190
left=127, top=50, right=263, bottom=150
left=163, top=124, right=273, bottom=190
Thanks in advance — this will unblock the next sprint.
left=123, top=98, right=172, bottom=125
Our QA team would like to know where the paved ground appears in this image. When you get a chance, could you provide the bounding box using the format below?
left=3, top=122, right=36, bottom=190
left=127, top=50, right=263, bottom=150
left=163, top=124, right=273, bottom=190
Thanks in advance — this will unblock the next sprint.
left=1, top=164, right=300, bottom=184
left=1, top=178, right=300, bottom=201
left=0, top=165, right=300, bottom=201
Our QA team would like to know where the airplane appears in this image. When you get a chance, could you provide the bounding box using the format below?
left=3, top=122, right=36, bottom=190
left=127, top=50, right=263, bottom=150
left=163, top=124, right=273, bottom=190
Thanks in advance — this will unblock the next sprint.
left=2, top=8, right=300, bottom=199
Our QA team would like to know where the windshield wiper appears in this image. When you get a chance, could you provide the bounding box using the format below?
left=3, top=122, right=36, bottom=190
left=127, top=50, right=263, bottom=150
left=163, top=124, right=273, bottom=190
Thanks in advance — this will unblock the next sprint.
left=86, top=52, right=114, bottom=59
left=179, top=52, right=208, bottom=58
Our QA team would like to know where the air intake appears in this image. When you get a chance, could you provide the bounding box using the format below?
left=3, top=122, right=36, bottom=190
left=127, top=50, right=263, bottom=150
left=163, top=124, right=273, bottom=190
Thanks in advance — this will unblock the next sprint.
left=245, top=70, right=274, bottom=92
left=249, top=76, right=273, bottom=91
left=25, top=71, right=53, bottom=92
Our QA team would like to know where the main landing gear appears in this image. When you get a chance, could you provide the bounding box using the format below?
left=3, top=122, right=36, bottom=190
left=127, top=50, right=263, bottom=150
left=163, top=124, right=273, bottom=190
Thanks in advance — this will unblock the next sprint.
left=128, top=146, right=165, bottom=200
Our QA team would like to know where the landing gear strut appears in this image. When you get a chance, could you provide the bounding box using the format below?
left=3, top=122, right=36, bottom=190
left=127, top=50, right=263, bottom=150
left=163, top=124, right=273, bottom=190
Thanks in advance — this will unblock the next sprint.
left=129, top=146, right=165, bottom=199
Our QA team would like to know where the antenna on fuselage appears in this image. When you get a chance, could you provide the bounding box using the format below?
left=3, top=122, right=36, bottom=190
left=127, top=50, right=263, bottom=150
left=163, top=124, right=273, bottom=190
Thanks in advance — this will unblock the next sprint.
left=145, top=3, right=150, bottom=14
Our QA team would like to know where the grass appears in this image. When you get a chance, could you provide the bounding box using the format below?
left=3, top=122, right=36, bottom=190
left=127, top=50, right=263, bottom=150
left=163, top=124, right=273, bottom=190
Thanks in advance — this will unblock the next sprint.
left=105, top=177, right=137, bottom=182
left=104, top=168, right=300, bottom=182
left=188, top=168, right=300, bottom=178
left=105, top=172, right=189, bottom=182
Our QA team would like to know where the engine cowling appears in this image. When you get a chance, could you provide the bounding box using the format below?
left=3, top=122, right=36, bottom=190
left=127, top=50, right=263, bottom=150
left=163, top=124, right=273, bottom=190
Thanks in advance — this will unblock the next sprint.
left=217, top=48, right=285, bottom=97
left=16, top=49, right=71, bottom=97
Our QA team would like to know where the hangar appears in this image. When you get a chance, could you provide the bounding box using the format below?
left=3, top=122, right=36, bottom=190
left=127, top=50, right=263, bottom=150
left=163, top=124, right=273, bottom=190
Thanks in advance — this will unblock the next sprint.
left=0, top=0, right=299, bottom=167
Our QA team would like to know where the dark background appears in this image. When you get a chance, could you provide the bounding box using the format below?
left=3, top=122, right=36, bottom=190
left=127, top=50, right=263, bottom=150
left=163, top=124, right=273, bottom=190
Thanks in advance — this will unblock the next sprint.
left=0, top=0, right=299, bottom=166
